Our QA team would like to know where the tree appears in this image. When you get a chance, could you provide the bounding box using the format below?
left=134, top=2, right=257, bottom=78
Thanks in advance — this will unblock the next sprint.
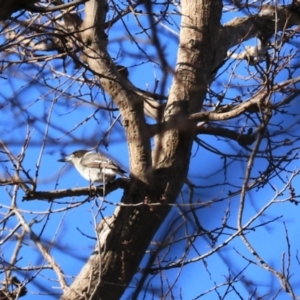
left=1, top=0, right=300, bottom=299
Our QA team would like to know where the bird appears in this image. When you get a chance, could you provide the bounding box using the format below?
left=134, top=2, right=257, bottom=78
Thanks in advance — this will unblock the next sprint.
left=58, top=150, right=127, bottom=183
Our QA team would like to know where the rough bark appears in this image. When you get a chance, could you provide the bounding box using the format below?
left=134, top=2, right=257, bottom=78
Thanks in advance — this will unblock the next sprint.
left=62, top=1, right=223, bottom=299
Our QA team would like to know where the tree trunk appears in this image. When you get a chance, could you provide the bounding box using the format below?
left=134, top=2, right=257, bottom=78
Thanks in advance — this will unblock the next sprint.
left=61, top=1, right=223, bottom=299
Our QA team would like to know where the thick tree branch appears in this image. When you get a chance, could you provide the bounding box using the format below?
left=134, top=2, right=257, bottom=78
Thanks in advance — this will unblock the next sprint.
left=196, top=124, right=256, bottom=147
left=148, top=89, right=268, bottom=137
left=149, top=72, right=300, bottom=137
left=79, top=0, right=153, bottom=183
left=213, top=5, right=300, bottom=73
left=26, top=0, right=88, bottom=13
left=0, top=0, right=86, bottom=20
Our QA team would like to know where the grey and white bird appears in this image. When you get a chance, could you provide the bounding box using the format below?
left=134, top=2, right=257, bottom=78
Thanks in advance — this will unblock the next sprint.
left=58, top=150, right=127, bottom=183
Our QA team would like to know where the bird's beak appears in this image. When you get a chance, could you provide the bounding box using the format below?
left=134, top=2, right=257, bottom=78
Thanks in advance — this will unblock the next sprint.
left=58, top=155, right=72, bottom=162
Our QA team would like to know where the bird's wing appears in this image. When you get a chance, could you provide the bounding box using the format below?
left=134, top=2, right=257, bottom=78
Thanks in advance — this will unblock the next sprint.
left=81, top=153, right=126, bottom=174
left=109, top=162, right=127, bottom=175
left=80, top=153, right=109, bottom=168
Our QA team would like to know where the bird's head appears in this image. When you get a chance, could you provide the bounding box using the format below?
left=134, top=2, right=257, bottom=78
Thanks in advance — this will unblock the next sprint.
left=58, top=150, right=89, bottom=164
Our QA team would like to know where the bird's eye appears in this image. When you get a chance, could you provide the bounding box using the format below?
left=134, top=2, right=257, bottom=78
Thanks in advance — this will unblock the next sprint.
left=72, top=151, right=79, bottom=157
